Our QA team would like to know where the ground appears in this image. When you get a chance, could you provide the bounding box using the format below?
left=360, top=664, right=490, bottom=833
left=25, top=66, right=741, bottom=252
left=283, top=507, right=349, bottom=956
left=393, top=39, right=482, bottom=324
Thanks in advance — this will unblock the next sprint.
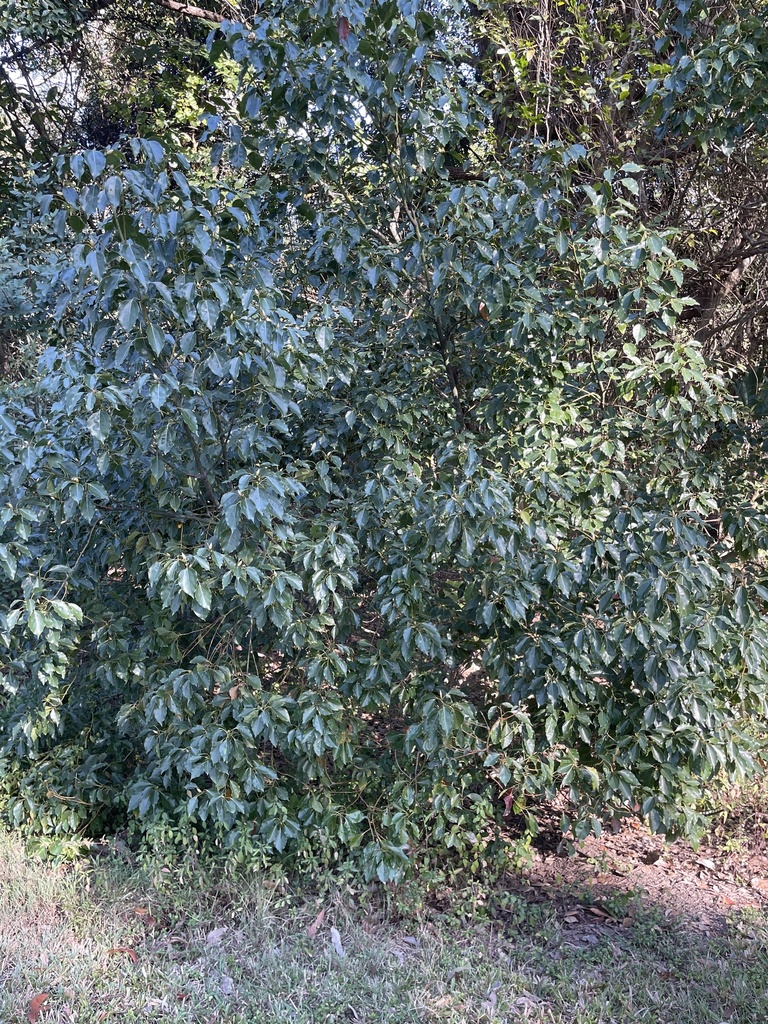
left=512, top=800, right=768, bottom=936
left=2, top=802, right=768, bottom=1024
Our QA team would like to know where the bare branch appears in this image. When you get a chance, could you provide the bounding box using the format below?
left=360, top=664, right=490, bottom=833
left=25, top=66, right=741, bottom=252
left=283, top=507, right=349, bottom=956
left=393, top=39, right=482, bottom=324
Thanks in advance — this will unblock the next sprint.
left=151, top=0, right=229, bottom=23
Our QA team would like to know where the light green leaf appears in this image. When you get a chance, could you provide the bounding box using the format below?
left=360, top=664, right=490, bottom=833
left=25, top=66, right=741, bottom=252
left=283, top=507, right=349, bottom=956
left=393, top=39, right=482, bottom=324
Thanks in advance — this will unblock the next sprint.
left=28, top=610, right=46, bottom=636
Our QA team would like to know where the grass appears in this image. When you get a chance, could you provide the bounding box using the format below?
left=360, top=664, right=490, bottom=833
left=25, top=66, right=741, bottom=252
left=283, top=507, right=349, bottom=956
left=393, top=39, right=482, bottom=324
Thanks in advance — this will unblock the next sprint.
left=1, top=831, right=768, bottom=1024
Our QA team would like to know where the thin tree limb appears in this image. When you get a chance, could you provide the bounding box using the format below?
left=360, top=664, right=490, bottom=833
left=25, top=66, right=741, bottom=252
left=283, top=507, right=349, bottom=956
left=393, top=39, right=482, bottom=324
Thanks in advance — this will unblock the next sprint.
left=151, top=0, right=229, bottom=23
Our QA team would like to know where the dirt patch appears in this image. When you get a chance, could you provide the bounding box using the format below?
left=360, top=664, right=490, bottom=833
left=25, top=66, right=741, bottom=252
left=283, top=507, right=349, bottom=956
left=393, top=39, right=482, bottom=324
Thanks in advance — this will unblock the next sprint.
left=503, top=813, right=768, bottom=936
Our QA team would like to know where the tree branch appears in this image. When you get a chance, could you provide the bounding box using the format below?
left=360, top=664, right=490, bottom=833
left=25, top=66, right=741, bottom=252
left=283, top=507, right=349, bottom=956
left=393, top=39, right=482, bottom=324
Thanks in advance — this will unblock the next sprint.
left=151, top=0, right=229, bottom=23
left=178, top=414, right=219, bottom=508
left=433, top=314, right=468, bottom=432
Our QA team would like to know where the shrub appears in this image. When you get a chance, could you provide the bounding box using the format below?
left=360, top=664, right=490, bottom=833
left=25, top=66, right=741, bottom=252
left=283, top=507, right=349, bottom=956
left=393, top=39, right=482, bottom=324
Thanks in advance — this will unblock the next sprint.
left=1, top=0, right=767, bottom=878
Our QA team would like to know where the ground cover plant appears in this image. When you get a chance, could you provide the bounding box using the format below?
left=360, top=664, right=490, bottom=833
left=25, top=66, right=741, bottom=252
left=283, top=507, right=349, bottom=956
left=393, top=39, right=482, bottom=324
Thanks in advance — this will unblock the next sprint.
left=1, top=0, right=768, bottom=880
left=2, top=826, right=768, bottom=1024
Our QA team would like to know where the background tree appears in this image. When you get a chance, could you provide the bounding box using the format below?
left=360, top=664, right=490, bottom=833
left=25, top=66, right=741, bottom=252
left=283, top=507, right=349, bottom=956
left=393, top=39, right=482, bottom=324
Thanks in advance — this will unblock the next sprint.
left=0, top=0, right=246, bottom=379
left=467, top=0, right=768, bottom=376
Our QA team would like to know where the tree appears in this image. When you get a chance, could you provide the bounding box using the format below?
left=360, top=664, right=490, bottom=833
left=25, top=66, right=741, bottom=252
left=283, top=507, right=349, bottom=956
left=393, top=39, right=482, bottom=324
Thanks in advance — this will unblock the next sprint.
left=467, top=0, right=768, bottom=370
left=0, top=0, right=767, bottom=877
left=0, top=0, right=243, bottom=384
left=0, top=0, right=249, bottom=174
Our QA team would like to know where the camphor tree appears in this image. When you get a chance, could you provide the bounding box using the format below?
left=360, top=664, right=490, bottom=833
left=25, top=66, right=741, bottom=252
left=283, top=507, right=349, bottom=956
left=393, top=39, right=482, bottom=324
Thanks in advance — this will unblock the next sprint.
left=0, top=0, right=767, bottom=876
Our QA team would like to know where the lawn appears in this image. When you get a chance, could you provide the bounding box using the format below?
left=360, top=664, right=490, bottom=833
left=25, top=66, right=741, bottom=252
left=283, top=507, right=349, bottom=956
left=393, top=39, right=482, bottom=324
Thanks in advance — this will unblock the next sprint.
left=1, top=827, right=767, bottom=1024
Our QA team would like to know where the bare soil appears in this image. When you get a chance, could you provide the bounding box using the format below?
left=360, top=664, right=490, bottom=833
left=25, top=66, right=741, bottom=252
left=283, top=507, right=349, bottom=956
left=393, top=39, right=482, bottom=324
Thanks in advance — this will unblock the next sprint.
left=504, top=810, right=768, bottom=937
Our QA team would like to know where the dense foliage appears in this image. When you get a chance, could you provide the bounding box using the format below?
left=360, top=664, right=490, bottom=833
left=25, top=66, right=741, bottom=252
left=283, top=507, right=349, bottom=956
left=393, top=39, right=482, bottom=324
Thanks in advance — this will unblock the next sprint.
left=1, top=0, right=768, bottom=876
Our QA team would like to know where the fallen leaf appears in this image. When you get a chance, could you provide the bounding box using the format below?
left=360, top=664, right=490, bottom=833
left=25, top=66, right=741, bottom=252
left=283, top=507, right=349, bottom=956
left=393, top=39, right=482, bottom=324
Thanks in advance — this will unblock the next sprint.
left=206, top=926, right=228, bottom=945
left=107, top=947, right=138, bottom=964
left=308, top=908, right=326, bottom=938
left=750, top=877, right=768, bottom=893
left=133, top=906, right=157, bottom=926
left=28, top=993, right=50, bottom=1023
left=578, top=932, right=600, bottom=946
left=587, top=906, right=612, bottom=919
left=220, top=974, right=235, bottom=996
left=330, top=926, right=345, bottom=958
left=175, top=993, right=190, bottom=1002
left=564, top=914, right=579, bottom=924
left=402, top=935, right=419, bottom=947
left=446, top=966, right=468, bottom=984
left=697, top=858, right=716, bottom=871
left=480, top=987, right=498, bottom=1014
left=513, top=990, right=542, bottom=1009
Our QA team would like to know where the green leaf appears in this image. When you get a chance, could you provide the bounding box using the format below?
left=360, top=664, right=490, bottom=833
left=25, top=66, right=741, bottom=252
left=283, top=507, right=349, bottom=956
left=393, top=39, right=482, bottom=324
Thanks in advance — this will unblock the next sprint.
left=146, top=324, right=165, bottom=355
left=85, top=150, right=106, bottom=177
left=104, top=175, right=123, bottom=207
left=87, top=409, right=112, bottom=442
left=28, top=609, right=46, bottom=636
left=315, top=326, right=334, bottom=351
left=178, top=567, right=198, bottom=597
left=198, top=299, right=220, bottom=329
left=118, top=299, right=140, bottom=333
left=150, top=382, right=169, bottom=409
left=49, top=600, right=83, bottom=623
left=437, top=705, right=453, bottom=736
